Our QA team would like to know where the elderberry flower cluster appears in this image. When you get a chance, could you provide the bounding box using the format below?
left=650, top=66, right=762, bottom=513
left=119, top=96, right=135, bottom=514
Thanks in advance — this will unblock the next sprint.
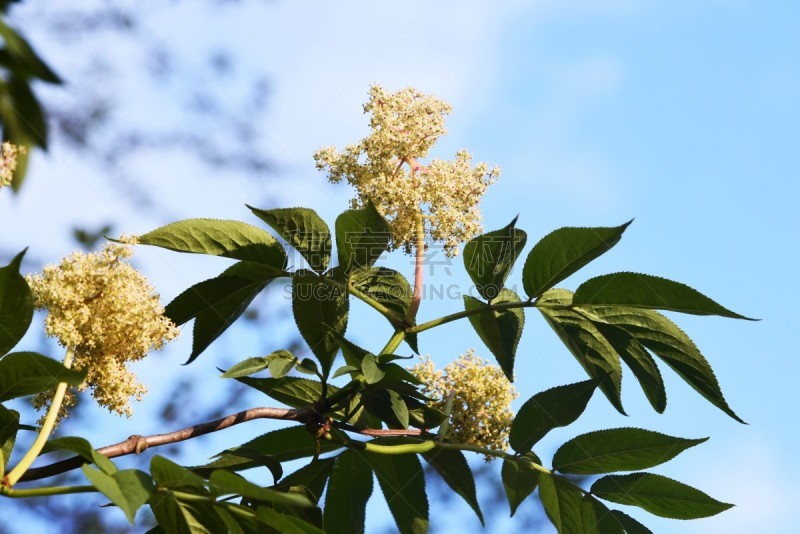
left=0, top=141, right=25, bottom=188
left=26, top=238, right=179, bottom=420
left=314, top=85, right=499, bottom=257
left=410, top=350, right=517, bottom=458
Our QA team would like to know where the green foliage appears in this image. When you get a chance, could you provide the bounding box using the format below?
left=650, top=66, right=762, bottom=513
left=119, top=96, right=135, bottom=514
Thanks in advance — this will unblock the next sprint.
left=522, top=221, right=630, bottom=299
left=464, top=289, right=524, bottom=381
left=591, top=473, right=733, bottom=519
left=1, top=189, right=752, bottom=533
left=509, top=379, right=599, bottom=454
left=463, top=217, right=527, bottom=301
left=552, top=428, right=707, bottom=475
left=0, top=351, right=86, bottom=401
left=0, top=250, right=33, bottom=356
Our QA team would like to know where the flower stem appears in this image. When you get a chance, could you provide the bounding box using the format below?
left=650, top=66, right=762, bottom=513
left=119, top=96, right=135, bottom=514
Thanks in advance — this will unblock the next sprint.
left=3, top=347, right=75, bottom=488
left=379, top=329, right=406, bottom=355
left=0, top=484, right=95, bottom=498
left=405, top=211, right=425, bottom=323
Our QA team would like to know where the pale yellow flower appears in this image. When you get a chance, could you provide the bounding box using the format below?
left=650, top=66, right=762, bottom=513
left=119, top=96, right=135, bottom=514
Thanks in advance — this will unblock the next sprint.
left=0, top=141, right=26, bottom=189
left=314, top=85, right=499, bottom=257
left=410, top=351, right=517, bottom=459
left=27, top=238, right=178, bottom=420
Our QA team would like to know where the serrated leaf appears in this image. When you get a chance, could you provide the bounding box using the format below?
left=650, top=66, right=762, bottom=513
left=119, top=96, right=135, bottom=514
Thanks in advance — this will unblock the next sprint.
left=464, top=289, right=525, bottom=381
left=296, top=358, right=320, bottom=376
left=538, top=289, right=625, bottom=414
left=138, top=219, right=287, bottom=269
left=509, top=378, right=599, bottom=454
left=423, top=448, right=483, bottom=525
left=189, top=450, right=282, bottom=482
left=0, top=406, right=19, bottom=474
left=591, top=473, right=733, bottom=519
left=42, top=436, right=117, bottom=475
left=361, top=354, right=386, bottom=384
left=539, top=473, right=585, bottom=534
left=593, top=321, right=666, bottom=413
left=255, top=507, right=326, bottom=534
left=523, top=222, right=631, bottom=300
left=586, top=305, right=744, bottom=423
left=278, top=457, right=336, bottom=502
left=165, top=273, right=274, bottom=327
left=0, top=250, right=32, bottom=356
left=236, top=376, right=326, bottom=409
left=151, top=456, right=207, bottom=490
left=351, top=266, right=412, bottom=324
left=82, top=466, right=154, bottom=524
left=553, top=428, right=707, bottom=475
left=365, top=449, right=428, bottom=534
left=362, top=389, right=410, bottom=429
left=222, top=426, right=342, bottom=463
left=610, top=510, right=652, bottom=533
left=220, top=350, right=294, bottom=379
left=335, top=202, right=391, bottom=275
left=581, top=496, right=626, bottom=534
left=248, top=206, right=331, bottom=272
left=210, top=470, right=313, bottom=508
left=463, top=217, right=527, bottom=301
left=324, top=449, right=374, bottom=534
left=574, top=272, right=753, bottom=319
left=293, top=269, right=349, bottom=377
left=0, top=352, right=86, bottom=401
left=501, top=453, right=541, bottom=517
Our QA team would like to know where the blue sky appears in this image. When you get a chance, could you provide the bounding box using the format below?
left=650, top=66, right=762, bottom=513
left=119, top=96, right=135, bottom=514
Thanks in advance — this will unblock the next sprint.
left=2, top=1, right=798, bottom=532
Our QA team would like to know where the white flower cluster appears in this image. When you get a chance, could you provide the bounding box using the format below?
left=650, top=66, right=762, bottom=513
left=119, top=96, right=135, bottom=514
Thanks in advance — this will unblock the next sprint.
left=314, top=85, right=499, bottom=257
left=0, top=141, right=25, bottom=189
left=410, top=350, right=517, bottom=458
left=27, top=238, right=179, bottom=420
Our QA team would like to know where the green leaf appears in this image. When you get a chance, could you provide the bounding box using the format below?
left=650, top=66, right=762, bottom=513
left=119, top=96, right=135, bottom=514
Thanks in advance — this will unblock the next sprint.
left=351, top=266, right=412, bottom=323
left=222, top=426, right=342, bottom=463
left=166, top=273, right=276, bottom=364
left=151, top=456, right=207, bottom=490
left=0, top=250, right=32, bottom=356
left=405, top=397, right=446, bottom=430
left=137, top=219, right=287, bottom=269
left=553, top=428, right=707, bottom=475
left=296, top=358, right=320, bottom=376
left=324, top=449, right=374, bottom=534
left=210, top=470, right=313, bottom=508
left=464, top=289, right=525, bottom=381
left=165, top=273, right=275, bottom=327
left=361, top=354, right=386, bottom=384
left=423, top=448, right=483, bottom=525
left=293, top=269, right=349, bottom=377
left=522, top=222, right=630, bottom=300
left=365, top=450, right=428, bottom=534
left=463, top=217, right=527, bottom=301
left=248, top=206, right=332, bottom=272
left=335, top=202, right=391, bottom=275
left=256, top=507, right=326, bottom=534
left=573, top=272, right=754, bottom=319
left=362, top=389, right=410, bottom=429
left=501, top=453, right=541, bottom=517
left=7, top=77, right=48, bottom=147
left=538, top=289, right=625, bottom=414
left=509, top=378, right=599, bottom=454
left=149, top=492, right=226, bottom=534
left=587, top=305, right=744, bottom=423
left=610, top=510, right=652, bottom=534
left=0, top=352, right=86, bottom=401
left=592, top=321, right=666, bottom=413
left=0, top=21, right=61, bottom=83
left=278, top=457, right=336, bottom=502
left=220, top=351, right=295, bottom=379
left=591, top=473, right=733, bottom=519
left=42, top=436, right=117, bottom=475
left=539, top=473, right=585, bottom=534
left=189, top=450, right=282, bottom=482
left=0, top=406, right=19, bottom=475
left=236, top=376, right=325, bottom=409
left=82, top=466, right=154, bottom=524
left=580, top=496, right=626, bottom=534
